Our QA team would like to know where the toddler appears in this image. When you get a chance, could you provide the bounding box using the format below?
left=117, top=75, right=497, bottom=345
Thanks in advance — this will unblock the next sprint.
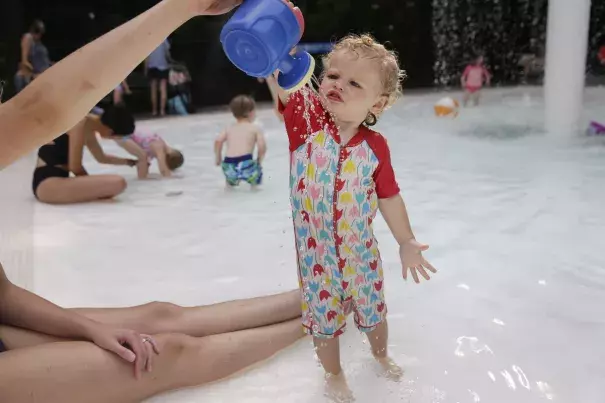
left=461, top=56, right=491, bottom=106
left=268, top=34, right=436, bottom=400
left=99, top=109, right=183, bottom=179
left=215, top=95, right=267, bottom=187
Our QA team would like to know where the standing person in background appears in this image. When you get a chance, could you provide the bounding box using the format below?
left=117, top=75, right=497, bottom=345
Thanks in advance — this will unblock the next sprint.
left=14, top=20, right=52, bottom=94
left=145, top=39, right=173, bottom=117
left=113, top=80, right=132, bottom=106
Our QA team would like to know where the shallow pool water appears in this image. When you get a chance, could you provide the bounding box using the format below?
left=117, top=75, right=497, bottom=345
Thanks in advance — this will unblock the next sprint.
left=1, top=86, right=604, bottom=402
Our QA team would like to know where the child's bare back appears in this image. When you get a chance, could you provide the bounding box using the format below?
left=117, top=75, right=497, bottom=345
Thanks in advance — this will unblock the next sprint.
left=222, top=121, right=262, bottom=158
left=215, top=95, right=266, bottom=187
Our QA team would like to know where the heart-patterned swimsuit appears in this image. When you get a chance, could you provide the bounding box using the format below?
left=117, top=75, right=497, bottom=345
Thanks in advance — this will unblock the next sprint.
left=280, top=89, right=400, bottom=338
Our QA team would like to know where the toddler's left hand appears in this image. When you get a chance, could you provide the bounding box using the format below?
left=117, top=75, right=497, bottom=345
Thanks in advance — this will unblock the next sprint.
left=399, top=239, right=437, bottom=283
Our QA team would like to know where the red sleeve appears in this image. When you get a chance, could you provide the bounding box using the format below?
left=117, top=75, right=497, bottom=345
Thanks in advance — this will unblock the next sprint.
left=278, top=90, right=326, bottom=152
left=364, top=130, right=400, bottom=199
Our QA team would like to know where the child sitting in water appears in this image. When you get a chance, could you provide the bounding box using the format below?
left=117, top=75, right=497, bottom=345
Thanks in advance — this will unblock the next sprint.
left=96, top=107, right=184, bottom=179
left=215, top=95, right=267, bottom=187
left=461, top=55, right=491, bottom=106
left=267, top=34, right=437, bottom=401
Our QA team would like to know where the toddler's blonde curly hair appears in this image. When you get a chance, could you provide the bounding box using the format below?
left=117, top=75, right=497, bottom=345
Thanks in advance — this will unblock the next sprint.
left=322, top=34, right=406, bottom=112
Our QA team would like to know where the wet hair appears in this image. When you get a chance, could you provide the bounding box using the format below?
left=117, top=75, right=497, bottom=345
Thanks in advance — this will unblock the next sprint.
left=30, top=20, right=45, bottom=35
left=322, top=34, right=406, bottom=110
left=229, top=95, right=255, bottom=119
left=100, top=104, right=135, bottom=136
left=166, top=149, right=184, bottom=170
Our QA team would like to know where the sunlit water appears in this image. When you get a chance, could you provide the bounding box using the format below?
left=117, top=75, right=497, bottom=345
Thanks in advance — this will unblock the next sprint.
left=1, top=86, right=605, bottom=402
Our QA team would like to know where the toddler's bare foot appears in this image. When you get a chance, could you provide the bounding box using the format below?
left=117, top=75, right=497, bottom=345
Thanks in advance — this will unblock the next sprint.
left=375, top=356, right=404, bottom=382
left=324, top=372, right=355, bottom=403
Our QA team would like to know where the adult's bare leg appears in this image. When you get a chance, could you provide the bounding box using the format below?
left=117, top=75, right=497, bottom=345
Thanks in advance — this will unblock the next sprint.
left=70, top=289, right=302, bottom=337
left=159, top=79, right=168, bottom=116
left=36, top=175, right=127, bottom=204
left=0, top=319, right=304, bottom=403
left=150, top=79, right=158, bottom=116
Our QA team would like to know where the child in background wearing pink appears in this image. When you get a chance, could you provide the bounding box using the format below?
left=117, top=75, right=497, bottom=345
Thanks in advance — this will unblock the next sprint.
left=461, top=56, right=491, bottom=107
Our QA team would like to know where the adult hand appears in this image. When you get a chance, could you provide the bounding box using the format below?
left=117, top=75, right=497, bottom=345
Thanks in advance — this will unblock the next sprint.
left=193, top=0, right=243, bottom=16
left=90, top=325, right=160, bottom=379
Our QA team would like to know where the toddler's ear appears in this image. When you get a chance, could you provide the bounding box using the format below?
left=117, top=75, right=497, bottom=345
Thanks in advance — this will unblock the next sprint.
left=371, top=95, right=389, bottom=115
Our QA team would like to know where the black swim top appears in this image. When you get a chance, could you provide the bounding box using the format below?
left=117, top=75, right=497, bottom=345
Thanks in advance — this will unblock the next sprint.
left=37, top=133, right=69, bottom=166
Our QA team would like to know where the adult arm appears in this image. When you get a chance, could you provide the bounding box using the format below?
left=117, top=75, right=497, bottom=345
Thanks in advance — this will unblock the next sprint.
left=68, top=118, right=89, bottom=176
left=0, top=262, right=155, bottom=378
left=0, top=0, right=242, bottom=169
left=84, top=129, right=134, bottom=167
left=116, top=139, right=150, bottom=179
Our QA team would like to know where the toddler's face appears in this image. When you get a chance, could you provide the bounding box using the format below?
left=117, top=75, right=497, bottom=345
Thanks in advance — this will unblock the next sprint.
left=319, top=50, right=387, bottom=125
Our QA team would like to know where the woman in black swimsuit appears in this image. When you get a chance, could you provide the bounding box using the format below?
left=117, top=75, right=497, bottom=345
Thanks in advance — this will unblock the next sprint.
left=0, top=1, right=310, bottom=402
left=33, top=105, right=137, bottom=204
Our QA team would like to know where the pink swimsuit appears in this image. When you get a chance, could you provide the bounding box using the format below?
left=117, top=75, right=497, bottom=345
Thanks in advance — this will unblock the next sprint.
left=280, top=91, right=400, bottom=339
left=463, top=65, right=489, bottom=92
left=129, top=131, right=163, bottom=160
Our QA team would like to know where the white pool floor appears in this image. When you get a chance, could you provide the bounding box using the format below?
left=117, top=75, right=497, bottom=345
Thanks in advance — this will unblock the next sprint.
left=1, top=86, right=605, bottom=402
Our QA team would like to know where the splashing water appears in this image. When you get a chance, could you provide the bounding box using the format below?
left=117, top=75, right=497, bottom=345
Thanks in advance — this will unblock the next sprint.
left=536, top=381, right=555, bottom=400
left=501, top=369, right=517, bottom=390
left=454, top=336, right=494, bottom=357
left=512, top=365, right=531, bottom=390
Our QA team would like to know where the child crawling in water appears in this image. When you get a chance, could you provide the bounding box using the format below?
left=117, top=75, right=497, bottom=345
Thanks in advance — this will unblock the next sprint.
left=95, top=111, right=184, bottom=180
left=215, top=95, right=267, bottom=187
left=114, top=131, right=184, bottom=179
left=267, top=33, right=437, bottom=401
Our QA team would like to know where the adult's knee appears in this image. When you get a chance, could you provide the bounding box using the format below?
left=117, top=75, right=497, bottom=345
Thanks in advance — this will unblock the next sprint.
left=109, top=176, right=127, bottom=196
left=144, top=301, right=183, bottom=323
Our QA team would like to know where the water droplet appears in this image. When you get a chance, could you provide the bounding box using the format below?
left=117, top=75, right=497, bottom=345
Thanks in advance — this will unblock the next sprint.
left=501, top=370, right=516, bottom=390
left=536, top=381, right=555, bottom=400
left=512, top=365, right=530, bottom=390
left=457, top=283, right=470, bottom=291
left=468, top=390, right=481, bottom=402
left=538, top=280, right=547, bottom=286
left=492, top=318, right=505, bottom=326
